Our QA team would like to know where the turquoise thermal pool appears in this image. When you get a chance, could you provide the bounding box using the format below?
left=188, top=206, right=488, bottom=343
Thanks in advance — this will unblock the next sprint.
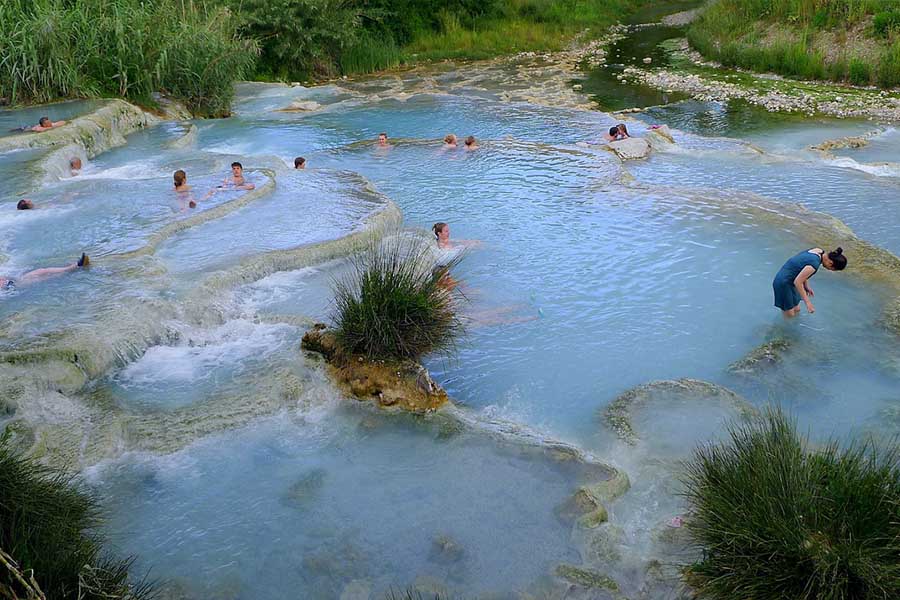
left=3, top=43, right=900, bottom=599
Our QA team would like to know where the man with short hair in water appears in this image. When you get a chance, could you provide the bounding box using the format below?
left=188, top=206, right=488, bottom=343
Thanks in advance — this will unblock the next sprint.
left=69, top=157, right=83, bottom=175
left=464, top=136, right=478, bottom=150
left=220, top=162, right=255, bottom=190
left=294, top=157, right=306, bottom=169
left=377, top=132, right=390, bottom=148
left=772, top=247, right=847, bottom=317
left=1, top=254, right=90, bottom=291
left=16, top=199, right=34, bottom=210
left=31, top=117, right=67, bottom=132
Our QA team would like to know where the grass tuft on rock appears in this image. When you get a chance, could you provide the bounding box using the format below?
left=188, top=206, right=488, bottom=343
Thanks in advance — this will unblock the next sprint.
left=0, top=431, right=152, bottom=599
left=333, top=234, right=463, bottom=362
left=683, top=407, right=900, bottom=600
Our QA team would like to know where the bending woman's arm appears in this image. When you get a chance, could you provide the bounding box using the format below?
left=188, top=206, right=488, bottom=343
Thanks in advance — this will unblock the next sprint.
left=794, top=265, right=817, bottom=313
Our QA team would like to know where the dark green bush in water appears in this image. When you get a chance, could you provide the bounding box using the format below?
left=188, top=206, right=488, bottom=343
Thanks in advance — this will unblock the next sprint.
left=333, top=235, right=464, bottom=361
left=0, top=0, right=258, bottom=116
left=0, top=432, right=152, bottom=599
left=683, top=407, right=900, bottom=600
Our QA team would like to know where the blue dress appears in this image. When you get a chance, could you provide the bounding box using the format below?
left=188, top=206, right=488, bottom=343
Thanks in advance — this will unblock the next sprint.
left=773, top=250, right=822, bottom=310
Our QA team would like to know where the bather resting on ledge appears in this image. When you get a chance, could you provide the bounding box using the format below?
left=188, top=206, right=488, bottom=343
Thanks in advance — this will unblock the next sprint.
left=1, top=253, right=90, bottom=291
left=30, top=116, right=67, bottom=132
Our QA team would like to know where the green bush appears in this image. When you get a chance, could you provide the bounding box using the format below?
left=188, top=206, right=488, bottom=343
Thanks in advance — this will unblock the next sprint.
left=874, top=10, right=900, bottom=38
left=0, top=432, right=152, bottom=599
left=683, top=408, right=900, bottom=600
left=333, top=235, right=464, bottom=361
left=0, top=0, right=258, bottom=116
left=848, top=57, right=872, bottom=85
left=878, top=39, right=900, bottom=87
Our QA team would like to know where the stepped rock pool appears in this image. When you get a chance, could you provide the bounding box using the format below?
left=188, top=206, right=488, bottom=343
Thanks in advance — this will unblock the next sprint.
left=3, top=40, right=900, bottom=599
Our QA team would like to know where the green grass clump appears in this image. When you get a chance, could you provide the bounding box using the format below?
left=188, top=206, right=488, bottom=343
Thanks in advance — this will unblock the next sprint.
left=683, top=408, right=900, bottom=600
left=0, top=0, right=258, bottom=116
left=0, top=432, right=152, bottom=599
left=688, top=0, right=900, bottom=88
left=333, top=236, right=463, bottom=362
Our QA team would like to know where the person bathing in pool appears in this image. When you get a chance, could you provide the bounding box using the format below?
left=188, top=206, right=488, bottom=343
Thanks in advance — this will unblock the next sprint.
left=173, top=169, right=201, bottom=209
left=31, top=116, right=67, bottom=132
left=218, top=162, right=255, bottom=190
left=432, top=222, right=480, bottom=252
left=1, top=254, right=90, bottom=291
left=773, top=247, right=847, bottom=317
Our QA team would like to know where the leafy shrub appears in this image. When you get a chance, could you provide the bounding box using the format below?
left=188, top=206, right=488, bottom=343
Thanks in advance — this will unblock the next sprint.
left=683, top=408, right=900, bottom=600
left=877, top=39, right=900, bottom=87
left=332, top=235, right=464, bottom=361
left=0, top=432, right=152, bottom=599
left=874, top=10, right=900, bottom=38
left=849, top=57, right=872, bottom=85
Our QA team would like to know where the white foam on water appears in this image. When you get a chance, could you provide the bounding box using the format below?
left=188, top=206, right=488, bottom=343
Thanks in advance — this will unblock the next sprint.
left=116, top=319, right=296, bottom=389
left=823, top=156, right=900, bottom=178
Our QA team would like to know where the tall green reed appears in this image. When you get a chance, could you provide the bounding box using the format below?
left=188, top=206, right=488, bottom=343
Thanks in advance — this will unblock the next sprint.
left=0, top=0, right=258, bottom=116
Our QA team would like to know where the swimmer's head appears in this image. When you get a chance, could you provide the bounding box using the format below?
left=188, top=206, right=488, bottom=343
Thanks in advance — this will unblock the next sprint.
left=69, top=157, right=82, bottom=171
left=465, top=136, right=476, bottom=147
left=617, top=123, right=629, bottom=135
left=174, top=169, right=187, bottom=188
left=16, top=199, right=33, bottom=210
left=231, top=162, right=243, bottom=177
left=609, top=126, right=619, bottom=137
left=294, top=156, right=306, bottom=169
left=378, top=132, right=388, bottom=145
left=432, top=222, right=449, bottom=241
left=444, top=134, right=457, bottom=145
left=38, top=117, right=50, bottom=127
left=823, top=247, right=847, bottom=271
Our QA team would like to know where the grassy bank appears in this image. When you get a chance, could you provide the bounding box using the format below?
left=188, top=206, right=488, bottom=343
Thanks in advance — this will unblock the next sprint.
left=0, top=0, right=257, bottom=116
left=0, top=433, right=151, bottom=599
left=2, top=0, right=640, bottom=113
left=403, top=0, right=639, bottom=62
left=234, top=0, right=640, bottom=79
left=688, top=0, right=900, bottom=88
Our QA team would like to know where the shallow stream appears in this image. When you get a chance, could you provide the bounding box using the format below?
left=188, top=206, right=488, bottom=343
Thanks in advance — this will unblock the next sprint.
left=3, top=15, right=900, bottom=600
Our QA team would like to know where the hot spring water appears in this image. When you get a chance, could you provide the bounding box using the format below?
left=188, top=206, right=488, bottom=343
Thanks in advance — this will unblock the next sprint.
left=3, top=46, right=900, bottom=599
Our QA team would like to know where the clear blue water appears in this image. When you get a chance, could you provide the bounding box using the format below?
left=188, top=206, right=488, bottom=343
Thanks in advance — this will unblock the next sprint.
left=3, top=59, right=900, bottom=598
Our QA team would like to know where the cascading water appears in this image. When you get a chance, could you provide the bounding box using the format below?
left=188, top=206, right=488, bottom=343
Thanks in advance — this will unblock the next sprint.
left=3, top=15, right=900, bottom=599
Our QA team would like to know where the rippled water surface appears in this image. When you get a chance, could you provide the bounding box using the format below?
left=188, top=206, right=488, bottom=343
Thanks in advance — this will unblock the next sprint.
left=3, top=43, right=900, bottom=599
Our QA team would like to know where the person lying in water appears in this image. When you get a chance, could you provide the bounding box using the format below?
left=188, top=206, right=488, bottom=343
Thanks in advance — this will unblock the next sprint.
left=70, top=157, right=83, bottom=175
left=16, top=199, right=34, bottom=210
left=1, top=254, right=90, bottom=290
left=464, top=136, right=478, bottom=151
left=218, top=162, right=255, bottom=190
left=31, top=117, right=67, bottom=132
left=294, top=156, right=306, bottom=170
left=443, top=134, right=458, bottom=149
left=773, top=247, right=846, bottom=317
left=616, top=123, right=630, bottom=139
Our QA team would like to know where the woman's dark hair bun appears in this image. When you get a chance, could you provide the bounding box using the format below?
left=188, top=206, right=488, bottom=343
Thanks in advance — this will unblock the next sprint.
left=835, top=246, right=843, bottom=255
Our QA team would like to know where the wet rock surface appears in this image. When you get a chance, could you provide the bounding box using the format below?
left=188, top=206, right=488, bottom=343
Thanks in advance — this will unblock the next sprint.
left=606, top=137, right=652, bottom=160
left=729, top=338, right=792, bottom=376
left=301, top=325, right=450, bottom=412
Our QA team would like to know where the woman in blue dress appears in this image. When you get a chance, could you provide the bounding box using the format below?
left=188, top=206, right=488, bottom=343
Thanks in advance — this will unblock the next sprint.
left=773, top=247, right=847, bottom=317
